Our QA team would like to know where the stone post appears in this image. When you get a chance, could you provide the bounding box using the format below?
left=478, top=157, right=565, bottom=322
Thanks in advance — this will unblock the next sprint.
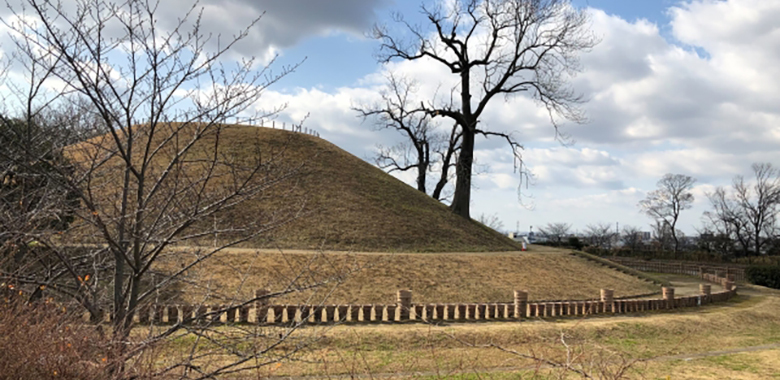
left=181, top=305, right=194, bottom=325
left=424, top=304, right=435, bottom=321
left=137, top=305, right=151, bottom=324
left=361, top=305, right=373, bottom=322
left=456, top=304, right=467, bottom=320
left=195, top=305, right=208, bottom=323
left=662, top=287, right=675, bottom=309
left=514, top=290, right=528, bottom=320
left=466, top=304, right=477, bottom=320
left=167, top=305, right=180, bottom=324
left=700, top=284, right=711, bottom=296
left=152, top=306, right=164, bottom=324
left=349, top=305, right=360, bottom=322
left=385, top=305, right=397, bottom=322
left=285, top=305, right=297, bottom=323
left=324, top=305, right=336, bottom=323
left=439, top=304, right=449, bottom=320
left=724, top=280, right=734, bottom=291
left=255, top=289, right=270, bottom=324
left=337, top=305, right=348, bottom=322
left=477, top=304, right=487, bottom=320
left=413, top=305, right=424, bottom=320
left=397, top=290, right=412, bottom=321
left=600, top=289, right=614, bottom=313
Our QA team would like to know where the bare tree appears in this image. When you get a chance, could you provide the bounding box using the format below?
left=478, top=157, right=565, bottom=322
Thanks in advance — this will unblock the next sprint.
left=705, top=163, right=780, bottom=257
left=733, top=163, right=780, bottom=256
left=538, top=222, right=571, bottom=246
left=354, top=74, right=460, bottom=199
left=372, top=0, right=598, bottom=218
left=477, top=212, right=504, bottom=231
left=695, top=225, right=735, bottom=257
left=0, top=0, right=359, bottom=377
left=584, top=222, right=615, bottom=251
left=619, top=225, right=643, bottom=254
left=648, top=220, right=673, bottom=252
left=704, top=188, right=750, bottom=256
left=431, top=123, right=462, bottom=201
left=639, top=174, right=696, bottom=257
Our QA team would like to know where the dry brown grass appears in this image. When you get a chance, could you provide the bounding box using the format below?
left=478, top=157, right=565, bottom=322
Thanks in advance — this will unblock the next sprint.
left=158, top=247, right=659, bottom=304
left=220, top=125, right=523, bottom=252
left=641, top=349, right=780, bottom=380
left=66, top=124, right=523, bottom=252
left=157, top=286, right=780, bottom=378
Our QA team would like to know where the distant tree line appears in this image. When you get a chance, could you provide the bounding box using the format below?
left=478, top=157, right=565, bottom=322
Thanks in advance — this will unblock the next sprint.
left=535, top=163, right=780, bottom=263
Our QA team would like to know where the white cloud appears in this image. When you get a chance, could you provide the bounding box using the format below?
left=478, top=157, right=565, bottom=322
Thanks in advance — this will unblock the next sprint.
left=248, top=0, right=780, bottom=235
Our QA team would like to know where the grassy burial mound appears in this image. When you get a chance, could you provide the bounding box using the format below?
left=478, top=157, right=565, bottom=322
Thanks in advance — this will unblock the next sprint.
left=161, top=248, right=660, bottom=305
left=234, top=126, right=521, bottom=251
left=67, top=124, right=521, bottom=252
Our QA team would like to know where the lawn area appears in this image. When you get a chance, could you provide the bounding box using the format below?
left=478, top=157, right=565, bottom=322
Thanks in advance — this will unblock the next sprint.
left=145, top=279, right=780, bottom=378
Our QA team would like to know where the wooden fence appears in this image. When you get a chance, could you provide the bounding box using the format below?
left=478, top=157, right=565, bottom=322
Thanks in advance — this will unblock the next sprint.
left=70, top=274, right=737, bottom=326
left=606, top=257, right=746, bottom=283
left=7, top=272, right=737, bottom=326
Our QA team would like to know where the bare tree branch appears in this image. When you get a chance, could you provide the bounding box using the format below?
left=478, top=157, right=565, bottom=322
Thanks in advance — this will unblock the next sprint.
left=372, top=0, right=598, bottom=218
left=639, top=174, right=696, bottom=257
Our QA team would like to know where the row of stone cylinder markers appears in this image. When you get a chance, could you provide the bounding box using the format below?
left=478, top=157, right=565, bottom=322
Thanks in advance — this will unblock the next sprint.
left=118, top=272, right=738, bottom=326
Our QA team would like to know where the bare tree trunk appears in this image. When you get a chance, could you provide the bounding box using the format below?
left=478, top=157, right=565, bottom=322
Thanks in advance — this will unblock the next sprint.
left=451, top=128, right=474, bottom=218
left=451, top=66, right=474, bottom=218
left=416, top=160, right=427, bottom=193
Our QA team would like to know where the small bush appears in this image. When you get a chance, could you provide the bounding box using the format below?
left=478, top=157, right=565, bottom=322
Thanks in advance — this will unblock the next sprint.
left=0, top=293, right=111, bottom=380
left=567, top=237, right=584, bottom=251
left=745, top=266, right=780, bottom=289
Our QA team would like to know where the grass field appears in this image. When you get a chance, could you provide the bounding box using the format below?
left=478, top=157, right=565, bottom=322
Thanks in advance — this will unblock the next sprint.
left=158, top=245, right=660, bottom=305
left=148, top=278, right=780, bottom=378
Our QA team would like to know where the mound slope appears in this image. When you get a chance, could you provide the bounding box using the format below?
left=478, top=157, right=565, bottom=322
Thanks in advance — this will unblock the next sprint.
left=70, top=125, right=521, bottom=252
left=243, top=126, right=521, bottom=251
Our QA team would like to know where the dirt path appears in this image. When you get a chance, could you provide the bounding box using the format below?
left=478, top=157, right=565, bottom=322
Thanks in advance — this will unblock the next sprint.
left=642, top=273, right=763, bottom=297
left=164, top=244, right=567, bottom=256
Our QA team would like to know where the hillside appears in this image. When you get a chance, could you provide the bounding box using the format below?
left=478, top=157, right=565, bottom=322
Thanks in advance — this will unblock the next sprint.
left=159, top=247, right=660, bottom=304
left=243, top=126, right=522, bottom=251
left=68, top=124, right=522, bottom=252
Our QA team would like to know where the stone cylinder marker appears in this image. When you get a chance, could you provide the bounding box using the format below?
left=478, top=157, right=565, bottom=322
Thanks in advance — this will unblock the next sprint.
left=662, top=287, right=675, bottom=309
left=601, top=289, right=614, bottom=313
left=397, top=290, right=412, bottom=321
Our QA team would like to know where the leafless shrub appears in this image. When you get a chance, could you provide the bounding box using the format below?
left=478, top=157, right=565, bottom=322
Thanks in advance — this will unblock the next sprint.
left=0, top=0, right=361, bottom=378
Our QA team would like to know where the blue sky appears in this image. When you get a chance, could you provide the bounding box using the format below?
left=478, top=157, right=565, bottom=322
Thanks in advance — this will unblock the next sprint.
left=4, top=0, right=778, bottom=237
left=278, top=0, right=677, bottom=90
left=244, top=0, right=780, bottom=236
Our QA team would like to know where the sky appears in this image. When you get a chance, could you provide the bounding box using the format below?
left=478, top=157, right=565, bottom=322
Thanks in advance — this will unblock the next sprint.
left=4, top=0, right=780, bottom=236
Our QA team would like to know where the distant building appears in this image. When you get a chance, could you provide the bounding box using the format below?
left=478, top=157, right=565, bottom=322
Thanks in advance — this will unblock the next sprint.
left=507, top=231, right=533, bottom=244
